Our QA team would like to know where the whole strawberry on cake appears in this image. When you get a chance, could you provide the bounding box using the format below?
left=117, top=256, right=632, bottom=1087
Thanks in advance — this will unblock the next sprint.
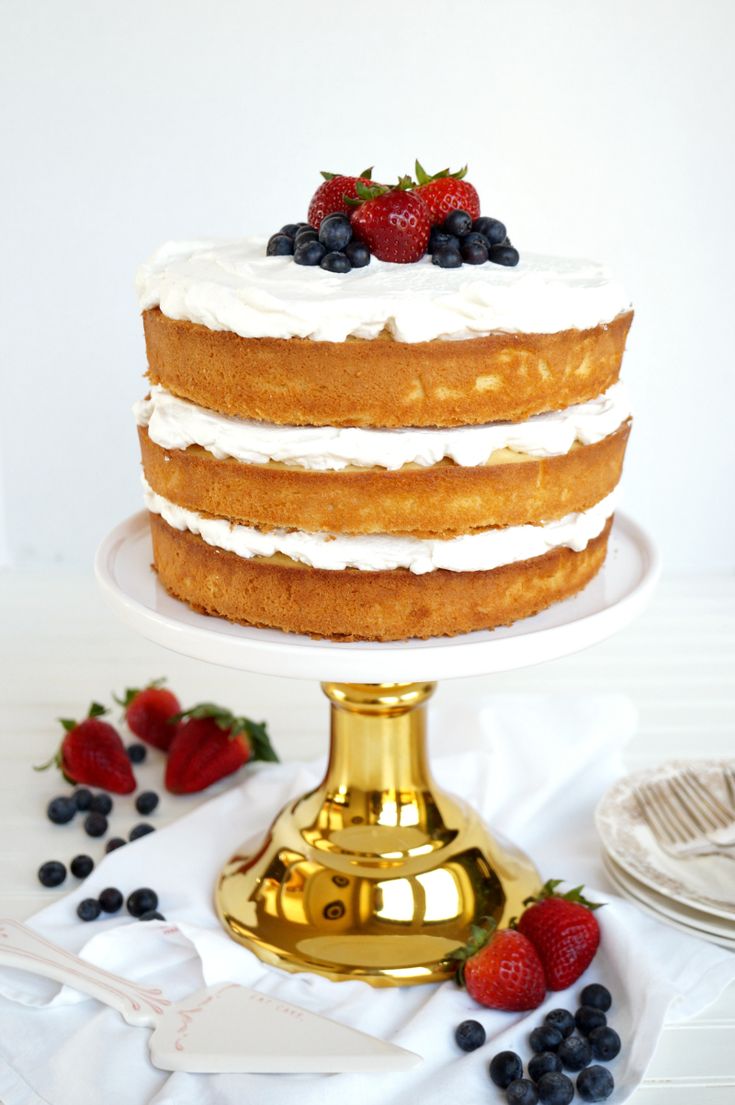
left=134, top=161, right=633, bottom=641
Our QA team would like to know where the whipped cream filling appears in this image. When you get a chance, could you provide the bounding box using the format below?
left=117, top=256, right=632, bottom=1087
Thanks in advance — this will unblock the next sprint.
left=135, top=383, right=630, bottom=471
left=136, top=237, right=631, bottom=343
left=143, top=477, right=615, bottom=575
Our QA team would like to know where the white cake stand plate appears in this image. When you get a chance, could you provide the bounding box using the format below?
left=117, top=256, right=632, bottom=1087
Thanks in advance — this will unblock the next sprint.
left=95, top=511, right=659, bottom=682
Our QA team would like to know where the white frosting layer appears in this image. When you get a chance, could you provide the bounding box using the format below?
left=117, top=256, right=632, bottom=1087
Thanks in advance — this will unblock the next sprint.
left=136, top=238, right=631, bottom=343
left=143, top=477, right=615, bottom=575
left=135, top=383, right=631, bottom=471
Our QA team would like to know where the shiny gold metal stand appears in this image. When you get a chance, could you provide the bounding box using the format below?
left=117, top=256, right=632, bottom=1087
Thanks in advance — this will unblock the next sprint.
left=216, top=682, right=540, bottom=986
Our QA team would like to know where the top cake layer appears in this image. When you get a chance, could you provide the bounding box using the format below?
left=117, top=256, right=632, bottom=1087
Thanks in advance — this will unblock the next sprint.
left=136, top=237, right=631, bottom=344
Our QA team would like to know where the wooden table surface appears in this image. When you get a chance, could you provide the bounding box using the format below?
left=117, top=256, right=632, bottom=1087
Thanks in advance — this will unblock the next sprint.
left=1, top=570, right=733, bottom=1101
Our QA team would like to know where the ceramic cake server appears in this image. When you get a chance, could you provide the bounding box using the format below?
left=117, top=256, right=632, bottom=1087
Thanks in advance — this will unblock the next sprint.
left=0, top=919, right=421, bottom=1073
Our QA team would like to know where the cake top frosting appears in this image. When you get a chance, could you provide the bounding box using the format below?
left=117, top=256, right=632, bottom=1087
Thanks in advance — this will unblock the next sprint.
left=136, top=237, right=631, bottom=344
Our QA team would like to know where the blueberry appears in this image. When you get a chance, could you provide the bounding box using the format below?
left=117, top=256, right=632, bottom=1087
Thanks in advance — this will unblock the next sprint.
left=318, top=214, right=352, bottom=251
left=588, top=1026, right=621, bottom=1061
left=90, top=793, right=113, bottom=816
left=490, top=1051, right=524, bottom=1089
left=266, top=234, right=294, bottom=256
left=536, top=1071, right=574, bottom=1105
left=473, top=216, right=507, bottom=245
left=443, top=209, right=472, bottom=237
left=279, top=223, right=301, bottom=238
left=455, top=1019, right=486, bottom=1052
left=294, top=240, right=326, bottom=266
left=528, top=1052, right=563, bottom=1082
left=127, top=887, right=159, bottom=918
left=431, top=245, right=462, bottom=269
left=47, top=796, right=76, bottom=824
left=38, top=860, right=66, bottom=887
left=557, top=1035, right=592, bottom=1071
left=460, top=238, right=489, bottom=265
left=530, top=1025, right=563, bottom=1053
left=293, top=226, right=318, bottom=244
left=575, top=1005, right=607, bottom=1035
left=83, top=812, right=108, bottom=837
left=461, top=230, right=490, bottom=249
left=77, top=898, right=102, bottom=922
left=544, top=1009, right=575, bottom=1038
left=135, top=790, right=159, bottom=815
left=70, top=854, right=94, bottom=879
left=127, top=743, right=147, bottom=764
left=98, top=887, right=123, bottom=913
left=320, top=251, right=352, bottom=274
left=344, top=240, right=371, bottom=268
left=580, top=984, right=612, bottom=1012
left=73, top=788, right=93, bottom=811
left=507, top=1078, right=538, bottom=1105
left=139, top=910, right=166, bottom=922
left=129, top=823, right=155, bottom=841
left=106, top=837, right=126, bottom=853
left=577, top=1065, right=614, bottom=1102
left=489, top=244, right=520, bottom=267
left=428, top=228, right=460, bottom=254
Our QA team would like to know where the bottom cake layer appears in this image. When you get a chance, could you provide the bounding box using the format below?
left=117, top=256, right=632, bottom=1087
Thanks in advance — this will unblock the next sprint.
left=149, top=512, right=613, bottom=641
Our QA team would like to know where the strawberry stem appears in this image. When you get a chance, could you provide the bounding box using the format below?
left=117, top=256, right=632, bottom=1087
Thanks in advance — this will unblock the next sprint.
left=448, top=916, right=498, bottom=986
left=113, top=678, right=166, bottom=710
left=522, top=878, right=604, bottom=911
left=174, top=703, right=279, bottom=762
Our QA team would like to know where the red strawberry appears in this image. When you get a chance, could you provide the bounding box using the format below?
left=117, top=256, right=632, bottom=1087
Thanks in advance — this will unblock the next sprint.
left=517, top=880, right=602, bottom=990
left=36, top=703, right=136, bottom=794
left=452, top=919, right=546, bottom=1011
left=165, top=703, right=278, bottom=794
left=410, top=160, right=480, bottom=225
left=307, top=168, right=376, bottom=229
left=115, top=679, right=181, bottom=751
left=350, top=183, right=431, bottom=263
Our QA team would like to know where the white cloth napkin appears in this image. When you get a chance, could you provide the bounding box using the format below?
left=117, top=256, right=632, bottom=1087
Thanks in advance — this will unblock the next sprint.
left=1, top=694, right=734, bottom=1105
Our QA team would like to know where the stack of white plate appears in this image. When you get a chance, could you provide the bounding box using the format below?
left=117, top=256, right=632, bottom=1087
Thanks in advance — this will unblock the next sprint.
left=595, top=760, right=735, bottom=948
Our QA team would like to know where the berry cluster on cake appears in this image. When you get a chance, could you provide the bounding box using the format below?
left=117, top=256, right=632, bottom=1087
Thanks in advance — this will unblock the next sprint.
left=134, top=162, right=633, bottom=641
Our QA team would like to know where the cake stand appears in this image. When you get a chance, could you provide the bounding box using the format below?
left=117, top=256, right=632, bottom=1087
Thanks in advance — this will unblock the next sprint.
left=96, top=512, right=659, bottom=987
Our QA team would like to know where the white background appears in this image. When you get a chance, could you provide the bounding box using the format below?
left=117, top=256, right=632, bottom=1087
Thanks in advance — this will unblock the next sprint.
left=1, top=0, right=734, bottom=573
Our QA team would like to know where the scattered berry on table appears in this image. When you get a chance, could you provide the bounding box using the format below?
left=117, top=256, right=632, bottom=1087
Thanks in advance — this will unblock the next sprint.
left=83, top=812, right=108, bottom=838
left=442, top=209, right=473, bottom=238
left=544, top=1009, right=575, bottom=1038
left=452, top=920, right=546, bottom=1012
left=38, top=860, right=66, bottom=887
left=46, top=796, right=76, bottom=824
left=165, top=703, right=277, bottom=794
left=432, top=244, right=463, bottom=268
left=454, top=1019, right=486, bottom=1052
left=350, top=186, right=431, bottom=264
left=517, top=880, right=602, bottom=990
left=580, top=983, right=612, bottom=1012
left=70, top=854, right=94, bottom=879
left=126, top=887, right=159, bottom=918
left=507, top=1078, right=539, bottom=1105
left=116, top=681, right=181, bottom=752
left=77, top=898, right=102, bottom=922
left=528, top=1052, right=563, bottom=1081
left=460, top=237, right=489, bottom=265
left=307, top=168, right=376, bottom=229
left=138, top=910, right=166, bottom=922
left=320, top=251, right=352, bottom=274
left=98, top=887, right=124, bottom=913
left=473, top=216, right=507, bottom=244
left=410, top=160, right=480, bottom=225
left=106, top=837, right=126, bottom=853
left=278, top=223, right=302, bottom=238
left=557, top=1035, right=592, bottom=1071
left=575, top=1005, right=607, bottom=1035
left=294, top=240, right=327, bottom=266
left=90, top=793, right=113, bottom=816
left=489, top=1051, right=524, bottom=1089
left=38, top=703, right=135, bottom=794
left=536, top=1070, right=574, bottom=1105
left=530, top=1025, right=563, bottom=1053
left=126, top=743, right=147, bottom=764
left=318, top=213, right=352, bottom=252
left=129, top=823, right=155, bottom=841
left=73, top=787, right=93, bottom=811
left=428, top=229, right=460, bottom=254
left=266, top=233, right=294, bottom=256
left=489, top=243, right=520, bottom=267
left=576, top=1065, right=614, bottom=1102
left=344, top=240, right=371, bottom=268
left=135, top=790, right=159, bottom=816
left=588, top=1025, right=621, bottom=1061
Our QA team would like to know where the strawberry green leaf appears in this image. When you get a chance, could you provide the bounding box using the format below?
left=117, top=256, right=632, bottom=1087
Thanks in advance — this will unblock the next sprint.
left=359, top=166, right=374, bottom=180
left=523, top=878, right=604, bottom=911
left=114, top=678, right=166, bottom=710
left=59, top=718, right=77, bottom=733
left=88, top=702, right=108, bottom=719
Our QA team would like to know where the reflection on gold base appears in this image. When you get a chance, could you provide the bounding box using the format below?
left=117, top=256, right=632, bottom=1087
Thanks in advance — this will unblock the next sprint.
left=216, top=682, right=540, bottom=986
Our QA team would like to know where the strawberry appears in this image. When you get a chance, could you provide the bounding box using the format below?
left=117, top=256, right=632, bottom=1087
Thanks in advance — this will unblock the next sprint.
left=36, top=703, right=136, bottom=794
left=410, top=160, right=480, bottom=226
left=165, top=703, right=278, bottom=794
left=451, top=919, right=546, bottom=1011
left=349, top=183, right=431, bottom=263
left=307, top=168, right=376, bottom=230
left=516, top=880, right=602, bottom=990
left=115, top=679, right=181, bottom=751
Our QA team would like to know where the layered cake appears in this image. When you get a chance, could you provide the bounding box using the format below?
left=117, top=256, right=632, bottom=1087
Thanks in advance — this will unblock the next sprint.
left=134, top=166, right=633, bottom=640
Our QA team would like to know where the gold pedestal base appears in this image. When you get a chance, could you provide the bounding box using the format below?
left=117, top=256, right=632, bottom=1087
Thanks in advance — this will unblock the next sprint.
left=216, top=682, right=540, bottom=985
